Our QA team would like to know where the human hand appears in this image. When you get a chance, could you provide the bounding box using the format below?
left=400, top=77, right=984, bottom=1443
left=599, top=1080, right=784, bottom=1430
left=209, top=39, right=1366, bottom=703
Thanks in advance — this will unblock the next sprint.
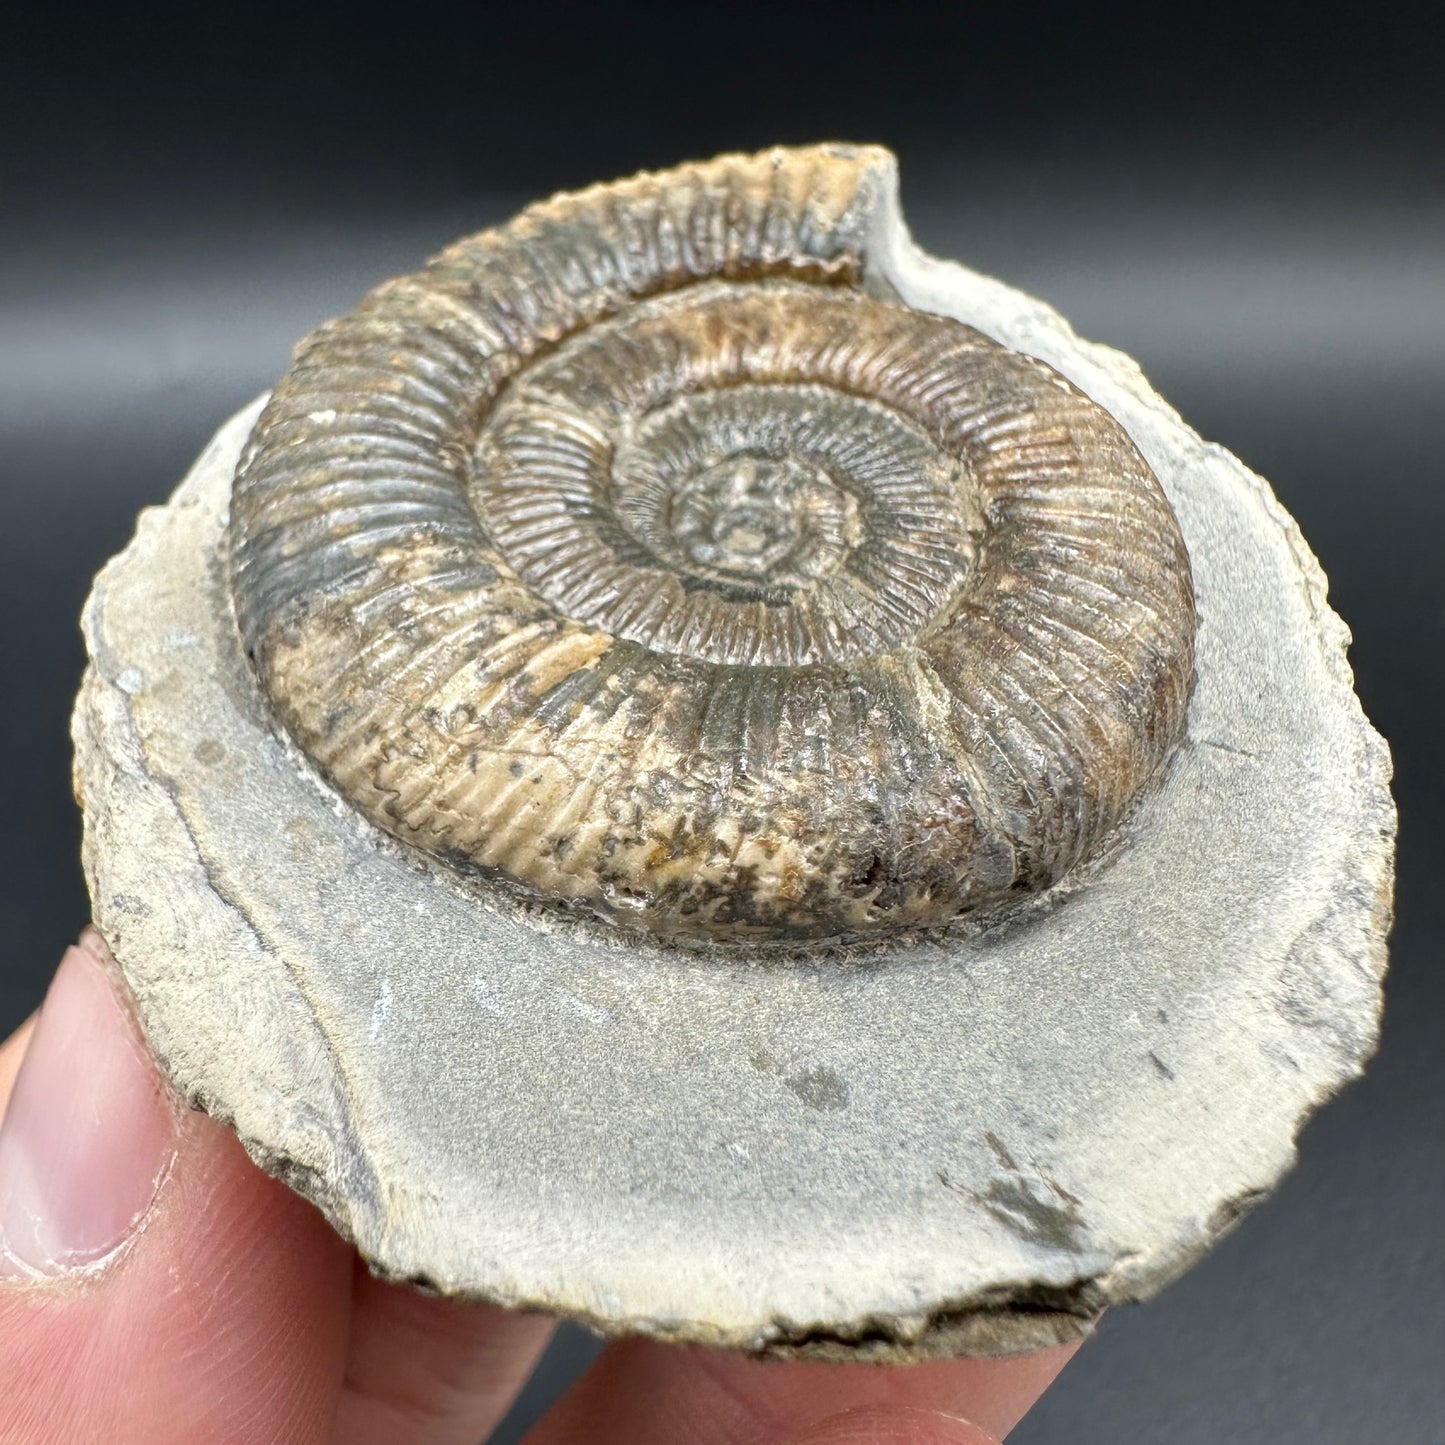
left=0, top=933, right=1079, bottom=1443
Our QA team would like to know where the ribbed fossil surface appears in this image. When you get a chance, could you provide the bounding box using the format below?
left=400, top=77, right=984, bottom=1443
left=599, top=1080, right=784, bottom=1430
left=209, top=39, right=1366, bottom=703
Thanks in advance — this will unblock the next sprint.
left=229, top=145, right=1196, bottom=942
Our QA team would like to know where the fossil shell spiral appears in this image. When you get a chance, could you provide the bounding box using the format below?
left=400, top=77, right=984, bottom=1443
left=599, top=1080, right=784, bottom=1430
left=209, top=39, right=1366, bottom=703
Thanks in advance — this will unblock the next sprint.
left=229, top=145, right=1197, bottom=942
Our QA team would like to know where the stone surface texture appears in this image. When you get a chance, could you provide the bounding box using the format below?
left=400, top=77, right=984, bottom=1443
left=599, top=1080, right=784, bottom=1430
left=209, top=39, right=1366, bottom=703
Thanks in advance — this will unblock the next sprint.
left=72, top=148, right=1394, bottom=1360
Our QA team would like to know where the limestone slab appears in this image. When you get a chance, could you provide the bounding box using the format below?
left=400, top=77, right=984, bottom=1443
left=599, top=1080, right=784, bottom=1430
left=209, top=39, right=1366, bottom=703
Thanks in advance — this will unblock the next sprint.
left=72, top=154, right=1394, bottom=1359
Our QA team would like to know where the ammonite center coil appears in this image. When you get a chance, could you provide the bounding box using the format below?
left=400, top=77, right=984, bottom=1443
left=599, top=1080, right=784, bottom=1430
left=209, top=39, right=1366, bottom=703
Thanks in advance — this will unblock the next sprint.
left=229, top=145, right=1196, bottom=942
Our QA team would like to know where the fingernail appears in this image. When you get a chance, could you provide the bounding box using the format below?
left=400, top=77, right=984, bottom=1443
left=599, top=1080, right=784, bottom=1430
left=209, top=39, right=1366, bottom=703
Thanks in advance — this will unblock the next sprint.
left=0, top=940, right=177, bottom=1279
left=787, top=1406, right=999, bottom=1444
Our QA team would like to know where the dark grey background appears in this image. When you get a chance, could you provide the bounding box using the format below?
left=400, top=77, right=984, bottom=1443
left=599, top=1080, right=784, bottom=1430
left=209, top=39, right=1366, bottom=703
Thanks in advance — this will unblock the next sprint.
left=2, top=4, right=1441, bottom=1441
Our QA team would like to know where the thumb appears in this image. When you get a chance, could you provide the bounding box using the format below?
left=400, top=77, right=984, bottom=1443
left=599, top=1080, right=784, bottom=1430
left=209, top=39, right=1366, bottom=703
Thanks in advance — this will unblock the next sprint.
left=0, top=933, right=354, bottom=1443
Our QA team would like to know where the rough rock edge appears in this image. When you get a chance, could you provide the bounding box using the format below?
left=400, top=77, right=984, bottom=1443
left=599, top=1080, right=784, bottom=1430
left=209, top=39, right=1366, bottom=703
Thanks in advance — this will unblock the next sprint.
left=70, top=150, right=1397, bottom=1360
left=72, top=455, right=380, bottom=1263
left=871, top=147, right=1395, bottom=1325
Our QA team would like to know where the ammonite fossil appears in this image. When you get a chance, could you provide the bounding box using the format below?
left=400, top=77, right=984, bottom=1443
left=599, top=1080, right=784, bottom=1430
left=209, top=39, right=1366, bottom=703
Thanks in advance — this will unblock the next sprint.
left=230, top=145, right=1195, bottom=942
left=74, top=144, right=1392, bottom=1360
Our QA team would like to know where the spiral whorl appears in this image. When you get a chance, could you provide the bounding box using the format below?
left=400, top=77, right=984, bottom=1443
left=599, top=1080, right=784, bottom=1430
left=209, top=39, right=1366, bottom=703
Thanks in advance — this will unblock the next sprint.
left=229, top=145, right=1196, bottom=942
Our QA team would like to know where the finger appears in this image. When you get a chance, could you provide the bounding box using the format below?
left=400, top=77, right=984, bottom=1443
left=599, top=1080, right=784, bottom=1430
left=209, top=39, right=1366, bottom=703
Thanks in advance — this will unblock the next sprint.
left=333, top=1259, right=555, bottom=1445
left=0, top=934, right=355, bottom=1444
left=0, top=1015, right=37, bottom=1119
left=522, top=1334, right=1082, bottom=1445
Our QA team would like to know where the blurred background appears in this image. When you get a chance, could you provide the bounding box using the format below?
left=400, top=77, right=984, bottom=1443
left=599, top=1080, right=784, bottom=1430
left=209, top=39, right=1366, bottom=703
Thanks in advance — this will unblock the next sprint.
left=2, top=3, right=1441, bottom=1441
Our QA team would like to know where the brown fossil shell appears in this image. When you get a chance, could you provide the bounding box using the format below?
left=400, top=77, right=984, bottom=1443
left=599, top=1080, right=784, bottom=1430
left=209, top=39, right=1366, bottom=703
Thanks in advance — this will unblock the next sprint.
left=229, top=145, right=1197, bottom=943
